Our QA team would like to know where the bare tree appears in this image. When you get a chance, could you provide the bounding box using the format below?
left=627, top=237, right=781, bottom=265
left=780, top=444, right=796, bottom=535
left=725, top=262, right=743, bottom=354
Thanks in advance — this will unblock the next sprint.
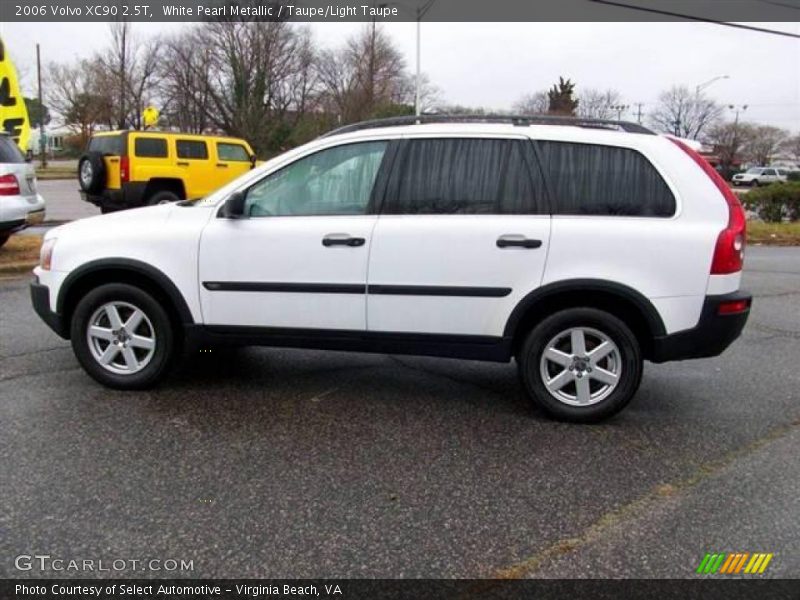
left=780, top=134, right=800, bottom=163
left=46, top=60, right=112, bottom=142
left=512, top=91, right=549, bottom=115
left=317, top=23, right=409, bottom=124
left=704, top=121, right=755, bottom=171
left=744, top=125, right=789, bottom=165
left=578, top=88, right=623, bottom=120
left=93, top=22, right=163, bottom=129
left=649, top=85, right=723, bottom=140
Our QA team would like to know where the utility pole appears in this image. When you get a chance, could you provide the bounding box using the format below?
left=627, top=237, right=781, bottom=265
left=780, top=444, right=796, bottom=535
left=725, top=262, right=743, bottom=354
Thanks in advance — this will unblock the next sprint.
left=36, top=43, right=46, bottom=169
left=634, top=102, right=644, bottom=124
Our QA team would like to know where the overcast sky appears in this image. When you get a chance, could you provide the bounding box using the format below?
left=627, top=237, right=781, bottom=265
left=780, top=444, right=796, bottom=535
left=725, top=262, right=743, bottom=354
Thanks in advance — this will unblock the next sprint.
left=1, top=21, right=798, bottom=132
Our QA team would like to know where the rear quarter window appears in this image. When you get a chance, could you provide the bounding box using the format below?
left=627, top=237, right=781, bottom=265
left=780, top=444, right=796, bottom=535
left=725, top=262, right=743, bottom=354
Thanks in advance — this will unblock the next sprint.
left=88, top=135, right=123, bottom=156
left=134, top=137, right=168, bottom=158
left=0, top=136, right=25, bottom=163
left=536, top=141, right=676, bottom=217
left=217, top=143, right=250, bottom=162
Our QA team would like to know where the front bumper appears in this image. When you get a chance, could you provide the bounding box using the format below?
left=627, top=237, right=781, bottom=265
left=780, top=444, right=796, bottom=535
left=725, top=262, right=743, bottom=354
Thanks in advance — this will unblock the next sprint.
left=30, top=279, right=69, bottom=339
left=650, top=291, right=752, bottom=363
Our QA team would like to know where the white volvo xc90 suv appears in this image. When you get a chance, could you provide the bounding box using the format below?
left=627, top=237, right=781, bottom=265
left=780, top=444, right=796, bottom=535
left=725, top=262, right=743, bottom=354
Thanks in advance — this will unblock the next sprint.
left=31, top=116, right=751, bottom=422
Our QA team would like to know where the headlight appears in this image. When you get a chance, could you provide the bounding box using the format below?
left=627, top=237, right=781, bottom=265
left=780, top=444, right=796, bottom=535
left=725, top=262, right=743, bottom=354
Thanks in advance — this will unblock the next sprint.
left=40, top=237, right=57, bottom=271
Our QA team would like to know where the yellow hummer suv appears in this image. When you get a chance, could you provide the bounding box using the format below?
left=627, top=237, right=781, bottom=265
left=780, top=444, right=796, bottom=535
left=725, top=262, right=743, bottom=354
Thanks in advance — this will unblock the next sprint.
left=78, top=131, right=257, bottom=212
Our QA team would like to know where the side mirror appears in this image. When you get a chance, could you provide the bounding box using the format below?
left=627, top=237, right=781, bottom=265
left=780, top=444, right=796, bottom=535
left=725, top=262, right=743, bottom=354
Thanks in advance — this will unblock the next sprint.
left=220, top=191, right=247, bottom=219
left=250, top=154, right=257, bottom=169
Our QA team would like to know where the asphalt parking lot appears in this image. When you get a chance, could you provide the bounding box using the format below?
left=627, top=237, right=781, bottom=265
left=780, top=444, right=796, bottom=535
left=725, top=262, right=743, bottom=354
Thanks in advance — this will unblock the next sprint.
left=1, top=243, right=799, bottom=579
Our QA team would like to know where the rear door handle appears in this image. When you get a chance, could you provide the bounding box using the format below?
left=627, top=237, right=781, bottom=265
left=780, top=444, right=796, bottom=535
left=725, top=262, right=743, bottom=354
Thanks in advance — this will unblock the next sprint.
left=497, top=235, right=542, bottom=249
left=216, top=163, right=228, bottom=168
left=322, top=234, right=365, bottom=247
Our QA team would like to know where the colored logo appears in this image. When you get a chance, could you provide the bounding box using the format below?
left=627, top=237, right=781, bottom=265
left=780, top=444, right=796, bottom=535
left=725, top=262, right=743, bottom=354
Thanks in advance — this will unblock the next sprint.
left=696, top=552, right=773, bottom=574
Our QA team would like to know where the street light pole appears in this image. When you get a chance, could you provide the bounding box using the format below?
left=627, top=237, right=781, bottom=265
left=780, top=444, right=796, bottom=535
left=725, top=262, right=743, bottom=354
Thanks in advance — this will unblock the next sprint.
left=695, top=75, right=730, bottom=96
left=414, top=0, right=437, bottom=117
left=728, top=104, right=748, bottom=125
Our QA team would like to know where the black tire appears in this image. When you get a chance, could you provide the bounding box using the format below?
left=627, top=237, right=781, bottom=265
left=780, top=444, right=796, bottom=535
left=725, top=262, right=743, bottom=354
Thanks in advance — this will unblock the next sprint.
left=77, top=152, right=107, bottom=194
left=750, top=179, right=760, bottom=187
left=146, top=190, right=180, bottom=206
left=70, top=283, right=176, bottom=389
left=517, top=308, right=643, bottom=423
left=0, top=234, right=9, bottom=249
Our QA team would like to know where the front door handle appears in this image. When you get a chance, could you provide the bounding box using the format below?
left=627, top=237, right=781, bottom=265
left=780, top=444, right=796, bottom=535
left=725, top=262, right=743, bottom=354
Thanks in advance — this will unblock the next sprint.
left=322, top=234, right=366, bottom=247
left=497, top=235, right=542, bottom=249
left=216, top=163, right=228, bottom=168
left=176, top=161, right=189, bottom=167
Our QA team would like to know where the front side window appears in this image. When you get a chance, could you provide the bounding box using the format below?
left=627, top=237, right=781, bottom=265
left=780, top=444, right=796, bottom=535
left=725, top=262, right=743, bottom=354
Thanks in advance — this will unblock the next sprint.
left=176, top=140, right=209, bottom=160
left=134, top=137, right=168, bottom=158
left=244, top=141, right=388, bottom=217
left=536, top=141, right=676, bottom=217
left=383, top=138, right=545, bottom=215
left=217, top=143, right=250, bottom=162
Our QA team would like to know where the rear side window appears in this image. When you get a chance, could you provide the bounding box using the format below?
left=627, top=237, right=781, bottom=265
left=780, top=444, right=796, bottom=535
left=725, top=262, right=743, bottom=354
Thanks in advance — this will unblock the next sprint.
left=134, top=137, right=168, bottom=158
left=217, top=143, right=250, bottom=162
left=176, top=140, right=208, bottom=160
left=0, top=136, right=25, bottom=163
left=383, top=138, right=546, bottom=215
left=88, top=135, right=123, bottom=156
left=536, top=141, right=676, bottom=217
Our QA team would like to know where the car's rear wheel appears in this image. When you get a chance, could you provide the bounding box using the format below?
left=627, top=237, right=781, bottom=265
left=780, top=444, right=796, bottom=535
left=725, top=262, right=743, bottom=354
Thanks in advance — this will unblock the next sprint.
left=70, top=283, right=175, bottom=389
left=518, top=308, right=643, bottom=423
left=0, top=234, right=9, bottom=248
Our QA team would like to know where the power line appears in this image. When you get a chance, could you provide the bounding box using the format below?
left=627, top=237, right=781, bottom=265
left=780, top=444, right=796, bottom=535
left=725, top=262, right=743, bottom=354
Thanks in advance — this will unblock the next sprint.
left=587, top=0, right=800, bottom=38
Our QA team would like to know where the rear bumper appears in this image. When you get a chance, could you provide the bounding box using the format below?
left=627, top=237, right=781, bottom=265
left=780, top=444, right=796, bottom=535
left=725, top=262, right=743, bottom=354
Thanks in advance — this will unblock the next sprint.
left=0, top=193, right=46, bottom=232
left=30, top=279, right=69, bottom=339
left=650, top=291, right=752, bottom=362
left=81, top=182, right=146, bottom=210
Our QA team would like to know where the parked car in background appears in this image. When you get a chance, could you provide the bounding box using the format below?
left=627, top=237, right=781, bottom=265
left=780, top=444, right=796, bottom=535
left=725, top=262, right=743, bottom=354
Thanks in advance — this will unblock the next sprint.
left=732, top=167, right=788, bottom=187
left=0, top=133, right=45, bottom=248
left=33, top=115, right=751, bottom=423
left=78, top=131, right=257, bottom=213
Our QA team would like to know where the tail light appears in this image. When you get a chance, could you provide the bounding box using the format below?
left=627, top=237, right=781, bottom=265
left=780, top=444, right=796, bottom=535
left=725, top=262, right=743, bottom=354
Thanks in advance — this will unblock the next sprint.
left=120, top=156, right=130, bottom=184
left=668, top=137, right=746, bottom=274
left=0, top=173, right=21, bottom=195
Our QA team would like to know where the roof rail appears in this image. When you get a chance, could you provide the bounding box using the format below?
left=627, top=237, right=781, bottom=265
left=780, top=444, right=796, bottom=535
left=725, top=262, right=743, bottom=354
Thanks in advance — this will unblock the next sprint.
left=321, top=114, right=655, bottom=138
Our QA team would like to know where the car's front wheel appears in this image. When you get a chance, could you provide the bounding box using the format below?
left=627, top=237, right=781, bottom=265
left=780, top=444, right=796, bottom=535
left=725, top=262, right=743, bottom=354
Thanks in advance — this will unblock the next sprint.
left=518, top=308, right=643, bottom=423
left=70, top=283, right=175, bottom=389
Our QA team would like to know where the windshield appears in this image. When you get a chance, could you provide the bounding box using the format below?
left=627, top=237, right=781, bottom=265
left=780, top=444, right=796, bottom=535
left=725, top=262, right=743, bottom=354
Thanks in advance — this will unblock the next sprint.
left=745, top=167, right=764, bottom=174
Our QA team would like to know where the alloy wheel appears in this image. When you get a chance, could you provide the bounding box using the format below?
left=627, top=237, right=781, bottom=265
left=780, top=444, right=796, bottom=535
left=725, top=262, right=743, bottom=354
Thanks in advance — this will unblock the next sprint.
left=539, top=327, right=622, bottom=406
left=86, top=301, right=157, bottom=375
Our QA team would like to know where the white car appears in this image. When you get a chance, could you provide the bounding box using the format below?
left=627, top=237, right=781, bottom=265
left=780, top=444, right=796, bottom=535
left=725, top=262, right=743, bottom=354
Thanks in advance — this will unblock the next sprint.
left=731, top=166, right=788, bottom=187
left=0, top=134, right=45, bottom=247
left=31, top=116, right=751, bottom=422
